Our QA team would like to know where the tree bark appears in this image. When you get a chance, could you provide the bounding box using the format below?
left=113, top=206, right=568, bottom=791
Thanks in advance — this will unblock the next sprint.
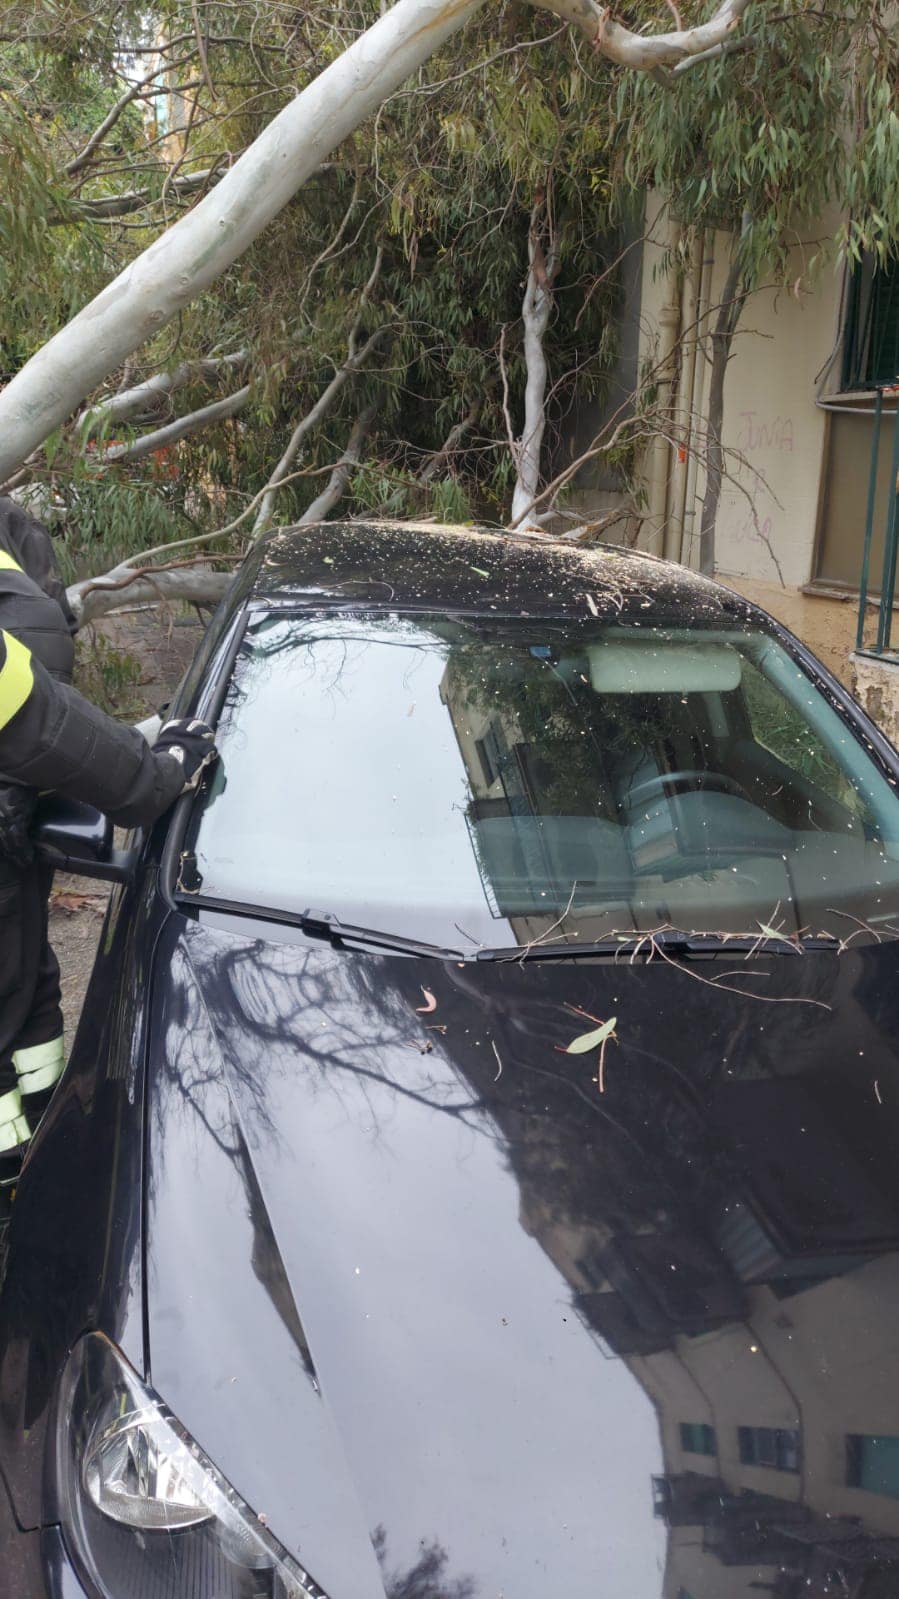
left=299, top=405, right=377, bottom=523
left=698, top=249, right=748, bottom=575
left=510, top=201, right=558, bottom=530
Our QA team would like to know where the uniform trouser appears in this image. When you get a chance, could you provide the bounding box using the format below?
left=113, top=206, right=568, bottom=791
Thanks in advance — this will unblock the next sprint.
left=0, top=858, right=62, bottom=1096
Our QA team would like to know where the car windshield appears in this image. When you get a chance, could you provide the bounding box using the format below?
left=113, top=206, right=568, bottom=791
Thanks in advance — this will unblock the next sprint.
left=190, top=611, right=899, bottom=950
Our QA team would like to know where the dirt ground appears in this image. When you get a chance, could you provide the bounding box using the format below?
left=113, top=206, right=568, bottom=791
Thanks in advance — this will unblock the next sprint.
left=50, top=607, right=204, bottom=1051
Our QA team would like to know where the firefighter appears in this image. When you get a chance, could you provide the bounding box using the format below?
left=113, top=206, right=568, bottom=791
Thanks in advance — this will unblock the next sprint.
left=0, top=498, right=216, bottom=1184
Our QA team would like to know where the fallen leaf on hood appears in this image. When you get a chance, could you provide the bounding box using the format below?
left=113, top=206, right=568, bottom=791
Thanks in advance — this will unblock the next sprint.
left=565, top=1016, right=617, bottom=1054
left=416, top=986, right=438, bottom=1013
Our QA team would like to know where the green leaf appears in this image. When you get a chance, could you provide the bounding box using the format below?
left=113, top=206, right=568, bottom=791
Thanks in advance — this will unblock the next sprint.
left=566, top=1017, right=617, bottom=1054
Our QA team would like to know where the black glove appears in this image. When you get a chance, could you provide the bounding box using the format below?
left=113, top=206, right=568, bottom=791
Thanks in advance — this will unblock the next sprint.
left=154, top=719, right=218, bottom=792
left=0, top=782, right=36, bottom=869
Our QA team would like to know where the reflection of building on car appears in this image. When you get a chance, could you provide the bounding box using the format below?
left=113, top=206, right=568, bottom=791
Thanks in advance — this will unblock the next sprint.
left=434, top=956, right=899, bottom=1598
left=5, top=522, right=899, bottom=1599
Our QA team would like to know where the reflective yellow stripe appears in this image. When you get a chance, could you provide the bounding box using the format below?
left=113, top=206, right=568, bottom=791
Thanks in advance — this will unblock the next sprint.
left=0, top=550, right=23, bottom=573
left=0, top=630, right=33, bottom=731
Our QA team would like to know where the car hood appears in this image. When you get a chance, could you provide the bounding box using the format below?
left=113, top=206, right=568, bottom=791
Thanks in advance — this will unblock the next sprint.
left=145, top=916, right=899, bottom=1598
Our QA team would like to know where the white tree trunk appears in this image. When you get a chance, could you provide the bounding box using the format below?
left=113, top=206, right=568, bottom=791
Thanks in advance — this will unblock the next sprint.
left=510, top=206, right=558, bottom=530
left=0, top=0, right=484, bottom=484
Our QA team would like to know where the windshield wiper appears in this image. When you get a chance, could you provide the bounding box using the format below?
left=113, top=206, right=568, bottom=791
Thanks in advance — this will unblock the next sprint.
left=179, top=894, right=465, bottom=960
left=477, top=929, right=841, bottom=961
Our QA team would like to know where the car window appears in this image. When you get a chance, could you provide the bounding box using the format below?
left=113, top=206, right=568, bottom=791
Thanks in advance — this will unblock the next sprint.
left=189, top=613, right=899, bottom=949
left=740, top=656, right=866, bottom=818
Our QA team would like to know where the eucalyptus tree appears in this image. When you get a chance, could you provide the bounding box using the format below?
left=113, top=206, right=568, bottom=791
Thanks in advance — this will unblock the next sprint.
left=13, top=0, right=869, bottom=613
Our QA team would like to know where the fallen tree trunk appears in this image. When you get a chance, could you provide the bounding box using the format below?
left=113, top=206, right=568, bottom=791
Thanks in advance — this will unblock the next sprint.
left=69, top=563, right=231, bottom=626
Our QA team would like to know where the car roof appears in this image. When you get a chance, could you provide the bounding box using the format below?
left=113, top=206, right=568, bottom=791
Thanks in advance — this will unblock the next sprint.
left=235, top=520, right=758, bottom=627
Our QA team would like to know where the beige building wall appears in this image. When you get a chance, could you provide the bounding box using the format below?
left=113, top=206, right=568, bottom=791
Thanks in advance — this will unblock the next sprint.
left=637, top=199, right=845, bottom=590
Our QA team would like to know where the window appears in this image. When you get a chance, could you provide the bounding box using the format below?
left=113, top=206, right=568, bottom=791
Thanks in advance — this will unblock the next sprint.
left=843, top=258, right=899, bottom=390
left=679, top=1422, right=716, bottom=1456
left=737, top=1426, right=801, bottom=1473
left=740, top=659, right=866, bottom=818
left=191, top=614, right=899, bottom=951
left=846, top=1434, right=899, bottom=1498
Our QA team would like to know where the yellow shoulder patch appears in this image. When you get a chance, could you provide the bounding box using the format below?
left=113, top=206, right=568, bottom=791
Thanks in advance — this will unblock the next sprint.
left=0, top=630, right=34, bottom=731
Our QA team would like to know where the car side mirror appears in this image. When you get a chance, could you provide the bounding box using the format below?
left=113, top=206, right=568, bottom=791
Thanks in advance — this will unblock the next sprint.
left=33, top=795, right=139, bottom=884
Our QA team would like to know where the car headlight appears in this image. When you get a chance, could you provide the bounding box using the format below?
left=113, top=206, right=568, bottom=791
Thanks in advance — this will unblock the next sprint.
left=58, top=1332, right=329, bottom=1599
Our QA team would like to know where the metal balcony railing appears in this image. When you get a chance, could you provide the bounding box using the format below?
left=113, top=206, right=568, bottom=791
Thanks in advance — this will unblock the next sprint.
left=857, top=387, right=899, bottom=659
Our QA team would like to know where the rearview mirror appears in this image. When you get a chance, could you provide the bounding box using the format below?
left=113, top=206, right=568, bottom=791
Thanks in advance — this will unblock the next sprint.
left=33, top=796, right=139, bottom=884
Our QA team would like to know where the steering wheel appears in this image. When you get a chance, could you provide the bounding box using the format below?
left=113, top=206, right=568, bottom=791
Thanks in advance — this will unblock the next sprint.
left=628, top=769, right=750, bottom=810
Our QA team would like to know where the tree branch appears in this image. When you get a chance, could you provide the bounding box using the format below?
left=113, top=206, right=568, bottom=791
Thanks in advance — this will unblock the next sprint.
left=530, top=0, right=755, bottom=69
left=65, top=59, right=198, bottom=177
left=252, top=248, right=385, bottom=536
left=95, top=385, right=251, bottom=464
left=298, top=405, right=377, bottom=524
left=54, top=167, right=226, bottom=225
left=78, top=351, right=248, bottom=440
left=417, top=400, right=481, bottom=481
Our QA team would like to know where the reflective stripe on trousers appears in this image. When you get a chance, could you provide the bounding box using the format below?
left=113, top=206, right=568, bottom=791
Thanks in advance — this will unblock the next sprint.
left=0, top=1087, right=29, bottom=1151
left=14, top=1036, right=65, bottom=1094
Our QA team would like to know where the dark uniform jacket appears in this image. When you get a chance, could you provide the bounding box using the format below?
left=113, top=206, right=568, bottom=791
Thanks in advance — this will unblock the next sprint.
left=0, top=497, right=77, bottom=640
left=0, top=507, right=184, bottom=830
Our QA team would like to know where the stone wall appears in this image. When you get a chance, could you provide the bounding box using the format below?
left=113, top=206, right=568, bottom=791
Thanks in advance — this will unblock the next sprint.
left=851, top=654, right=899, bottom=751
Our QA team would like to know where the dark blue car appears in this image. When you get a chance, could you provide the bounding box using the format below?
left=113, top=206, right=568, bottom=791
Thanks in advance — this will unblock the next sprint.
left=4, top=521, right=899, bottom=1599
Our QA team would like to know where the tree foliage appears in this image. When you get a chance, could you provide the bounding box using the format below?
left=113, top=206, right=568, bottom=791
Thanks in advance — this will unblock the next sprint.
left=0, top=1, right=897, bottom=582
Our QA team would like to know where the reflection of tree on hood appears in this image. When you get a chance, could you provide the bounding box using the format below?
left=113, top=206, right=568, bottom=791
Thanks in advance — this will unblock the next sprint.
left=373, top=1526, right=477, bottom=1599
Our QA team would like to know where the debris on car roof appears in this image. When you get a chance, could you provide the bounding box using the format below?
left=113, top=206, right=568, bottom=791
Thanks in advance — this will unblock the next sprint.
left=243, top=519, right=756, bottom=626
